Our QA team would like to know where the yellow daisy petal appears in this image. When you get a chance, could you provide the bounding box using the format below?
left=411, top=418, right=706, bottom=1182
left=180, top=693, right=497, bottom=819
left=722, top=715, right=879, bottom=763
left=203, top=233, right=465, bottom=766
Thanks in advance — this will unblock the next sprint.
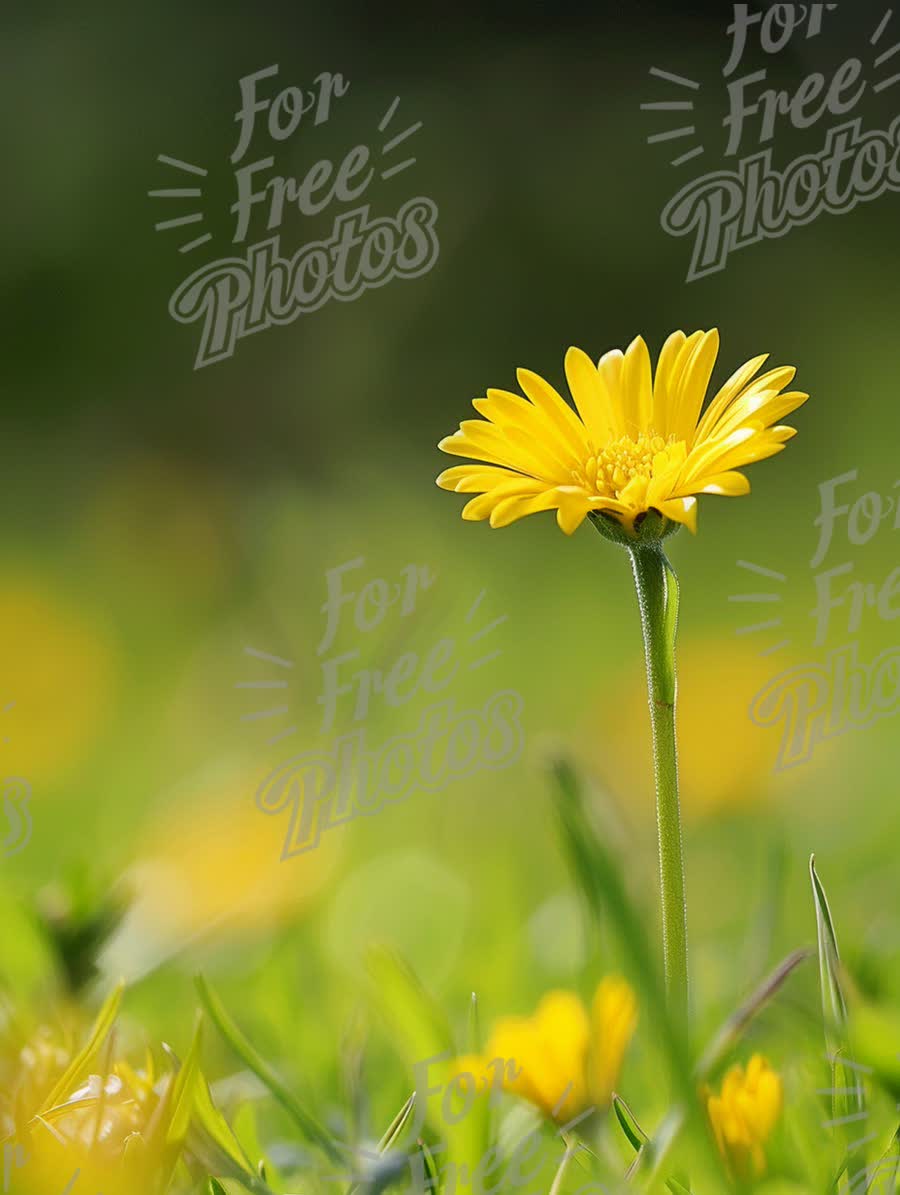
left=691, top=353, right=769, bottom=445
left=556, top=494, right=591, bottom=535
left=461, top=494, right=494, bottom=521
left=489, top=490, right=563, bottom=528
left=660, top=330, right=705, bottom=430
left=620, top=335, right=653, bottom=435
left=679, top=426, right=760, bottom=487
left=596, top=347, right=624, bottom=409
left=565, top=347, right=618, bottom=444
left=693, top=471, right=751, bottom=496
left=474, top=390, right=582, bottom=472
left=516, top=368, right=591, bottom=457
left=596, top=347, right=630, bottom=439
left=655, top=495, right=698, bottom=533
left=618, top=473, right=650, bottom=511
left=460, top=478, right=547, bottom=522
left=436, top=464, right=531, bottom=492
left=703, top=428, right=795, bottom=476
left=695, top=366, right=797, bottom=444
left=443, top=420, right=559, bottom=479
left=650, top=330, right=687, bottom=435
left=714, top=389, right=809, bottom=439
left=438, top=430, right=512, bottom=471
left=669, top=329, right=720, bottom=445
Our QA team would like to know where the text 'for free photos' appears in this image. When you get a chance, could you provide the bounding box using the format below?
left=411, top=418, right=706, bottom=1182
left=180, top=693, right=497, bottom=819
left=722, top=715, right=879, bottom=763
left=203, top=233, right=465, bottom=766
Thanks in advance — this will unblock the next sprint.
left=643, top=4, right=900, bottom=280
left=245, top=557, right=524, bottom=859
left=150, top=64, right=440, bottom=368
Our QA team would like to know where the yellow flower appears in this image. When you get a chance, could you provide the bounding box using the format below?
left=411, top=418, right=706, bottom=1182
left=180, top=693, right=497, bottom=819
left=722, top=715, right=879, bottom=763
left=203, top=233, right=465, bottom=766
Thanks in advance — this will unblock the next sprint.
left=473, top=977, right=637, bottom=1121
left=437, top=330, right=807, bottom=536
left=0, top=990, right=254, bottom=1195
left=104, top=773, right=339, bottom=974
left=0, top=575, right=115, bottom=786
left=1, top=1018, right=171, bottom=1195
left=706, top=1054, right=783, bottom=1180
left=592, top=637, right=782, bottom=819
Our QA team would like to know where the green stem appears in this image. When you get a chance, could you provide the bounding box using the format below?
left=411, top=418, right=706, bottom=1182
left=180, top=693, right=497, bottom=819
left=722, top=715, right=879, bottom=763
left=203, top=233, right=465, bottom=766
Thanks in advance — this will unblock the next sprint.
left=628, top=543, right=689, bottom=1035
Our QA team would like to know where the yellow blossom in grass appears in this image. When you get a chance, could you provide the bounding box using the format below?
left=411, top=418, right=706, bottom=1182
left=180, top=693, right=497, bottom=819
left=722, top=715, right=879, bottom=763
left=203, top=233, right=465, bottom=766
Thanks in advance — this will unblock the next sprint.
left=472, top=977, right=637, bottom=1122
left=1, top=1017, right=171, bottom=1195
left=101, top=774, right=339, bottom=979
left=706, top=1054, right=783, bottom=1180
left=592, top=637, right=782, bottom=819
left=437, top=330, right=808, bottom=536
left=1, top=992, right=250, bottom=1195
left=0, top=575, right=115, bottom=786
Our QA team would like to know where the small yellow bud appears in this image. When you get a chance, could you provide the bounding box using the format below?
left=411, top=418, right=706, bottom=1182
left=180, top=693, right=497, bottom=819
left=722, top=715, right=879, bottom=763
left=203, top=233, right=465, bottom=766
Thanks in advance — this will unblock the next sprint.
left=706, top=1054, right=783, bottom=1180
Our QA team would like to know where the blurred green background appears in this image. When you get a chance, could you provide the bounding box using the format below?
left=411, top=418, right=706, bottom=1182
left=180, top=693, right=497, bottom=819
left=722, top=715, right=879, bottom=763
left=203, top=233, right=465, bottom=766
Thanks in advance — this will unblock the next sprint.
left=1, top=0, right=899, bottom=1163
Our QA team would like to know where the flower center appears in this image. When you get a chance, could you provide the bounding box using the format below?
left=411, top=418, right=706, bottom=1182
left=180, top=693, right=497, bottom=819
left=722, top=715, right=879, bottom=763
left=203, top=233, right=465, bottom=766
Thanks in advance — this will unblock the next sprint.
left=573, top=431, right=672, bottom=499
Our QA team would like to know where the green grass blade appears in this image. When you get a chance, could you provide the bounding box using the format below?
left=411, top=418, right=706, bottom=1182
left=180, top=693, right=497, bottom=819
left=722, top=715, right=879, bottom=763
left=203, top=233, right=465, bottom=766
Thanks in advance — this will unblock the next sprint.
left=377, top=1093, right=416, bottom=1154
left=809, top=857, right=865, bottom=1106
left=418, top=1139, right=439, bottom=1192
left=552, top=756, right=725, bottom=1188
left=366, top=947, right=455, bottom=1064
left=166, top=1019, right=202, bottom=1146
left=191, top=1066, right=257, bottom=1174
left=346, top=1094, right=418, bottom=1195
left=810, top=855, right=867, bottom=1184
left=196, top=973, right=345, bottom=1166
left=810, top=855, right=850, bottom=1043
left=39, top=979, right=125, bottom=1114
left=157, top=1022, right=205, bottom=1195
left=613, top=1092, right=649, bottom=1153
left=549, top=755, right=690, bottom=1090
left=366, top=948, right=489, bottom=1192
left=467, top=991, right=481, bottom=1055
left=695, top=948, right=812, bottom=1080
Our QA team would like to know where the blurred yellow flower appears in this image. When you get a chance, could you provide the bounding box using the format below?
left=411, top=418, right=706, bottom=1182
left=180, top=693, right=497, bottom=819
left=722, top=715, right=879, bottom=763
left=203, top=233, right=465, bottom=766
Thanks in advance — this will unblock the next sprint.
left=437, top=330, right=807, bottom=536
left=592, top=637, right=781, bottom=819
left=0, top=576, right=115, bottom=786
left=706, top=1054, right=783, bottom=1180
left=469, top=977, right=637, bottom=1121
left=1, top=1008, right=171, bottom=1195
left=103, top=774, right=339, bottom=975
